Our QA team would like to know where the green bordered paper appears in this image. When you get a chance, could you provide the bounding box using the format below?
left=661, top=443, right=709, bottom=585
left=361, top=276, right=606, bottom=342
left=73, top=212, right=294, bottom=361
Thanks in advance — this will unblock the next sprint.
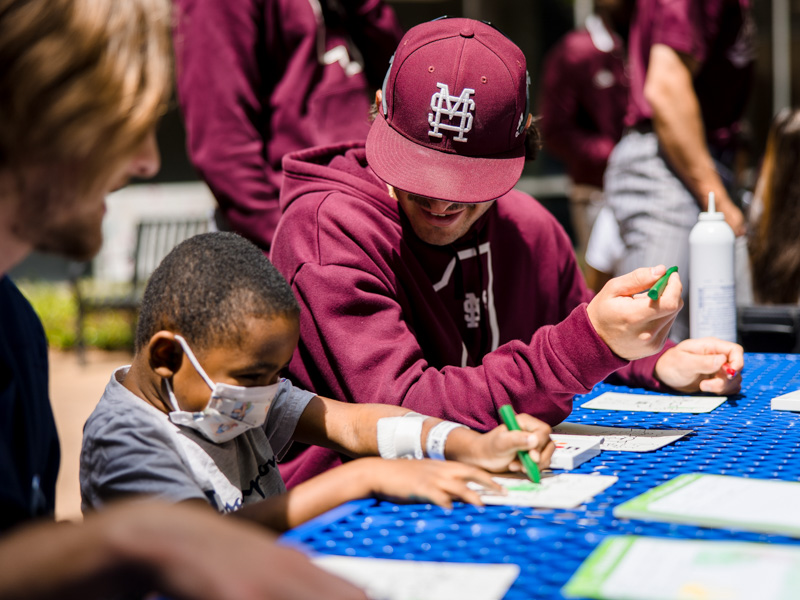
left=562, top=536, right=800, bottom=600
left=613, top=473, right=800, bottom=537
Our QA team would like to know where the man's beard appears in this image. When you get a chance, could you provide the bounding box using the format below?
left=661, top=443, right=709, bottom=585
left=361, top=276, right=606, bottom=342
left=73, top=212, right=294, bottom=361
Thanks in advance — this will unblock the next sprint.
left=11, top=165, right=104, bottom=261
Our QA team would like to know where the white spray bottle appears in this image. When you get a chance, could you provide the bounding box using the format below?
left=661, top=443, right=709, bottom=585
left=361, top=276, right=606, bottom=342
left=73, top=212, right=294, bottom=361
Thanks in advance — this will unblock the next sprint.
left=689, top=192, right=736, bottom=341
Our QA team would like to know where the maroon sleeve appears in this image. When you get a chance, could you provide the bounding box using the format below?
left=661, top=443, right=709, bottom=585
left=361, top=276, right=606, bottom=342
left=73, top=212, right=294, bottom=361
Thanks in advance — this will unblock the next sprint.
left=650, top=0, right=707, bottom=63
left=290, top=262, right=629, bottom=431
left=343, top=0, right=404, bottom=87
left=173, top=0, right=280, bottom=251
left=538, top=37, right=617, bottom=185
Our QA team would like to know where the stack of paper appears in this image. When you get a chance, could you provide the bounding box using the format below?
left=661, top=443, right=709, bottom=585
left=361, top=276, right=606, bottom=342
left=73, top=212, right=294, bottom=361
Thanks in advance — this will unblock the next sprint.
left=613, top=473, right=800, bottom=536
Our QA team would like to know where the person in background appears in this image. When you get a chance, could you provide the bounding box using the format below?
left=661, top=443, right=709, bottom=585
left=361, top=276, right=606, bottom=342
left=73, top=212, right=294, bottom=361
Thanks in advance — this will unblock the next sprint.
left=172, top=0, right=403, bottom=252
left=604, top=0, right=756, bottom=341
left=744, top=108, right=800, bottom=305
left=0, top=0, right=366, bottom=597
left=81, top=232, right=555, bottom=525
left=270, top=17, right=744, bottom=487
left=538, top=0, right=633, bottom=268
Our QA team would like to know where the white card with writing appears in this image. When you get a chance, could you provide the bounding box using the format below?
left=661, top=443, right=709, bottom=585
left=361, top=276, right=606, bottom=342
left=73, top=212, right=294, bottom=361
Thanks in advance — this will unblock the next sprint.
left=312, top=555, right=519, bottom=600
left=580, top=391, right=727, bottom=413
left=469, top=474, right=618, bottom=509
left=552, top=423, right=693, bottom=452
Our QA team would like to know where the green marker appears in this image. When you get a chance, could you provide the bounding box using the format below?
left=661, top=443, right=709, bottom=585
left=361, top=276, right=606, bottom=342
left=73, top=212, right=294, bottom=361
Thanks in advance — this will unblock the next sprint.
left=498, top=405, right=541, bottom=484
left=646, top=266, right=678, bottom=301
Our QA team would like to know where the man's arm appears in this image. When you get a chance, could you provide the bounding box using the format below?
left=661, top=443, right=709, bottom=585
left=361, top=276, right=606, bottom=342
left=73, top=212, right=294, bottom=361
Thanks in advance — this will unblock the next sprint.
left=0, top=501, right=365, bottom=600
left=173, top=0, right=279, bottom=250
left=644, top=44, right=744, bottom=234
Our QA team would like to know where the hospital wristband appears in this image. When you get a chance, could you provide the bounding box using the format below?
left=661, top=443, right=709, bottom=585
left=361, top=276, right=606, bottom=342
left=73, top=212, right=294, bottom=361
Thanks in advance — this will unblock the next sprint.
left=425, top=421, right=467, bottom=461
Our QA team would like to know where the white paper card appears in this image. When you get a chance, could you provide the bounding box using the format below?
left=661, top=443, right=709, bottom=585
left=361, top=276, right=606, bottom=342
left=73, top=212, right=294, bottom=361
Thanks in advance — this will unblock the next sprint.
left=563, top=536, right=800, bottom=600
left=580, top=391, right=727, bottom=413
left=469, top=474, right=618, bottom=508
left=552, top=423, right=693, bottom=452
left=312, top=555, right=519, bottom=600
left=549, top=434, right=603, bottom=469
left=771, top=390, right=800, bottom=412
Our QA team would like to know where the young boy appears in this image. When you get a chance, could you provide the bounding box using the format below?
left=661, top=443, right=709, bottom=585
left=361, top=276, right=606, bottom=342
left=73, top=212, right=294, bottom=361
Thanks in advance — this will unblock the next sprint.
left=81, top=232, right=554, bottom=530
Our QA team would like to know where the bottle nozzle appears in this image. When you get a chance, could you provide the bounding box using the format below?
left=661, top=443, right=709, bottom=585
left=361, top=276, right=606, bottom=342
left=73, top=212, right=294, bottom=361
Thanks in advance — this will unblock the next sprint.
left=708, top=191, right=716, bottom=213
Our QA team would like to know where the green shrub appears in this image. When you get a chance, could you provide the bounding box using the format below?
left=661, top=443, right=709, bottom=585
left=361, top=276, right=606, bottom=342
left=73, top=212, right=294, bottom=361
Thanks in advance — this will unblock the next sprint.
left=15, top=280, right=134, bottom=350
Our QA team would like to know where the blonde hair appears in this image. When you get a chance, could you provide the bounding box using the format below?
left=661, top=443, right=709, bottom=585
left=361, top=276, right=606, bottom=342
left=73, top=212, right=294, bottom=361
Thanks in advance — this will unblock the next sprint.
left=0, top=0, right=172, bottom=183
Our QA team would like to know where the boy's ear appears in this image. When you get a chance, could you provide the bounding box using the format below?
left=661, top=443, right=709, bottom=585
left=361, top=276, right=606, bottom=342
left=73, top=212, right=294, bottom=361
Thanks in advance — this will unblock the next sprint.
left=147, top=331, right=184, bottom=378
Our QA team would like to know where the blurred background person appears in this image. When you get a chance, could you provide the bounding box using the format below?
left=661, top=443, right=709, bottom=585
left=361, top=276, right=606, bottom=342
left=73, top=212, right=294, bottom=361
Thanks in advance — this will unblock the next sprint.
left=743, top=108, right=800, bottom=305
left=538, top=0, right=633, bottom=269
left=604, top=0, right=756, bottom=341
left=172, top=0, right=403, bottom=253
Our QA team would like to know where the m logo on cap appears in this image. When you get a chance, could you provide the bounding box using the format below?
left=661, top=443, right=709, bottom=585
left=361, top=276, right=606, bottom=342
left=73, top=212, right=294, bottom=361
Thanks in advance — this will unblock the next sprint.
left=428, top=83, right=475, bottom=142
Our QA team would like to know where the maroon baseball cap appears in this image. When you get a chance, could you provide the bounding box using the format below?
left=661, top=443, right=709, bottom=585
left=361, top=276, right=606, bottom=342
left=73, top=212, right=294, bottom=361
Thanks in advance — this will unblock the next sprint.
left=366, top=17, right=529, bottom=204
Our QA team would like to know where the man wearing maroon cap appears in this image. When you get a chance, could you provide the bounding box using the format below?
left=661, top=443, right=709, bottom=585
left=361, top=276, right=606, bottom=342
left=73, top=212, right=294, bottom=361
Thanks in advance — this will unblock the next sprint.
left=271, top=17, right=743, bottom=487
left=604, top=0, right=755, bottom=341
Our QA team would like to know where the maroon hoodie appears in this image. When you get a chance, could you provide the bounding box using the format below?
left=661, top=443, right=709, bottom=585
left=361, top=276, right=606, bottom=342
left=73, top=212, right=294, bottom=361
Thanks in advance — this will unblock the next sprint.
left=272, top=143, right=670, bottom=486
left=173, top=0, right=403, bottom=251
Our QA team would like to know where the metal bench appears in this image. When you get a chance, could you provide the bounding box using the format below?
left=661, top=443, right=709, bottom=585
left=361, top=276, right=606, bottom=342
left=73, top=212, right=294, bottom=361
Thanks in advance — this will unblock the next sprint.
left=72, top=217, right=209, bottom=363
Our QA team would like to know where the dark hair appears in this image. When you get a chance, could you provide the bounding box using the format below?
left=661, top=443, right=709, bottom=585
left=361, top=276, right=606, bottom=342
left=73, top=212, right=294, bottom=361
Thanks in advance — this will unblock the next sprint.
left=135, top=232, right=299, bottom=352
left=748, top=108, right=800, bottom=304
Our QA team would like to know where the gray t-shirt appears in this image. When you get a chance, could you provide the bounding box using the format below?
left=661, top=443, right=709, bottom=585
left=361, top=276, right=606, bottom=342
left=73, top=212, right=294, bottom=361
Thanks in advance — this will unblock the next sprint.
left=80, top=366, right=314, bottom=514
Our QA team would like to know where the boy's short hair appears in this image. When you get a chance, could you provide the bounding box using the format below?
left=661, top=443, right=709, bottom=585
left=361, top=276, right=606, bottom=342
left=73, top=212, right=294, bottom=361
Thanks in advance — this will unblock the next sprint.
left=136, top=232, right=300, bottom=352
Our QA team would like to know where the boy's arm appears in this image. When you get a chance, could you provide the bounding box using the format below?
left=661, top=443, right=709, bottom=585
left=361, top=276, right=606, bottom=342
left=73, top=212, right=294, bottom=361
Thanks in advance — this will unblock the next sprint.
left=233, top=457, right=500, bottom=531
left=292, top=396, right=555, bottom=473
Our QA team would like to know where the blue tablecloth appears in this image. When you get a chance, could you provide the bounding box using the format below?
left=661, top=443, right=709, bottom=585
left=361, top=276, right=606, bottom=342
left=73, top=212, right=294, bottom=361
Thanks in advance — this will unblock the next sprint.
left=282, top=353, right=800, bottom=599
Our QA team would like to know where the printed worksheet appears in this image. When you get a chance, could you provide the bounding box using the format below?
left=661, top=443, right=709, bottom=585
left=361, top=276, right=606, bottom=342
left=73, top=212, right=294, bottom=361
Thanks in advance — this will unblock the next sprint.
left=468, top=474, right=618, bottom=509
left=580, top=391, right=727, bottom=413
left=562, top=536, right=800, bottom=600
left=552, top=423, right=693, bottom=452
left=614, top=474, right=800, bottom=536
left=312, top=555, right=519, bottom=600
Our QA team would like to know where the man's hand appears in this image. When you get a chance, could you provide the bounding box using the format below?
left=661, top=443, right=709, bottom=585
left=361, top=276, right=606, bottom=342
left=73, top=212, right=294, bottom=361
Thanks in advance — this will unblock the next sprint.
left=654, top=337, right=744, bottom=394
left=587, top=265, right=683, bottom=360
left=717, top=198, right=746, bottom=236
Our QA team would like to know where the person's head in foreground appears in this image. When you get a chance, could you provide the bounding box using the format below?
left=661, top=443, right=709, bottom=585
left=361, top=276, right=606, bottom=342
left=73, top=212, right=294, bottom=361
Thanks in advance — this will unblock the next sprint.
left=0, top=0, right=168, bottom=271
left=366, top=16, right=540, bottom=246
left=0, top=2, right=369, bottom=598
left=132, top=231, right=300, bottom=422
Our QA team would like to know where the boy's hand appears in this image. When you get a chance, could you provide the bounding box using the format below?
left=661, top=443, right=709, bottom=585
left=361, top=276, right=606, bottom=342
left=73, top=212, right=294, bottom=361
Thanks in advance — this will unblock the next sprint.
left=369, top=459, right=502, bottom=509
left=448, top=414, right=555, bottom=473
left=654, top=337, right=744, bottom=394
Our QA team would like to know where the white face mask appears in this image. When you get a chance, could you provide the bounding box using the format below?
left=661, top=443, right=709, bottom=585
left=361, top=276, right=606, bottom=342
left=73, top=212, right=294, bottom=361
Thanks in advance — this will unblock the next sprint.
left=164, top=335, right=280, bottom=443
